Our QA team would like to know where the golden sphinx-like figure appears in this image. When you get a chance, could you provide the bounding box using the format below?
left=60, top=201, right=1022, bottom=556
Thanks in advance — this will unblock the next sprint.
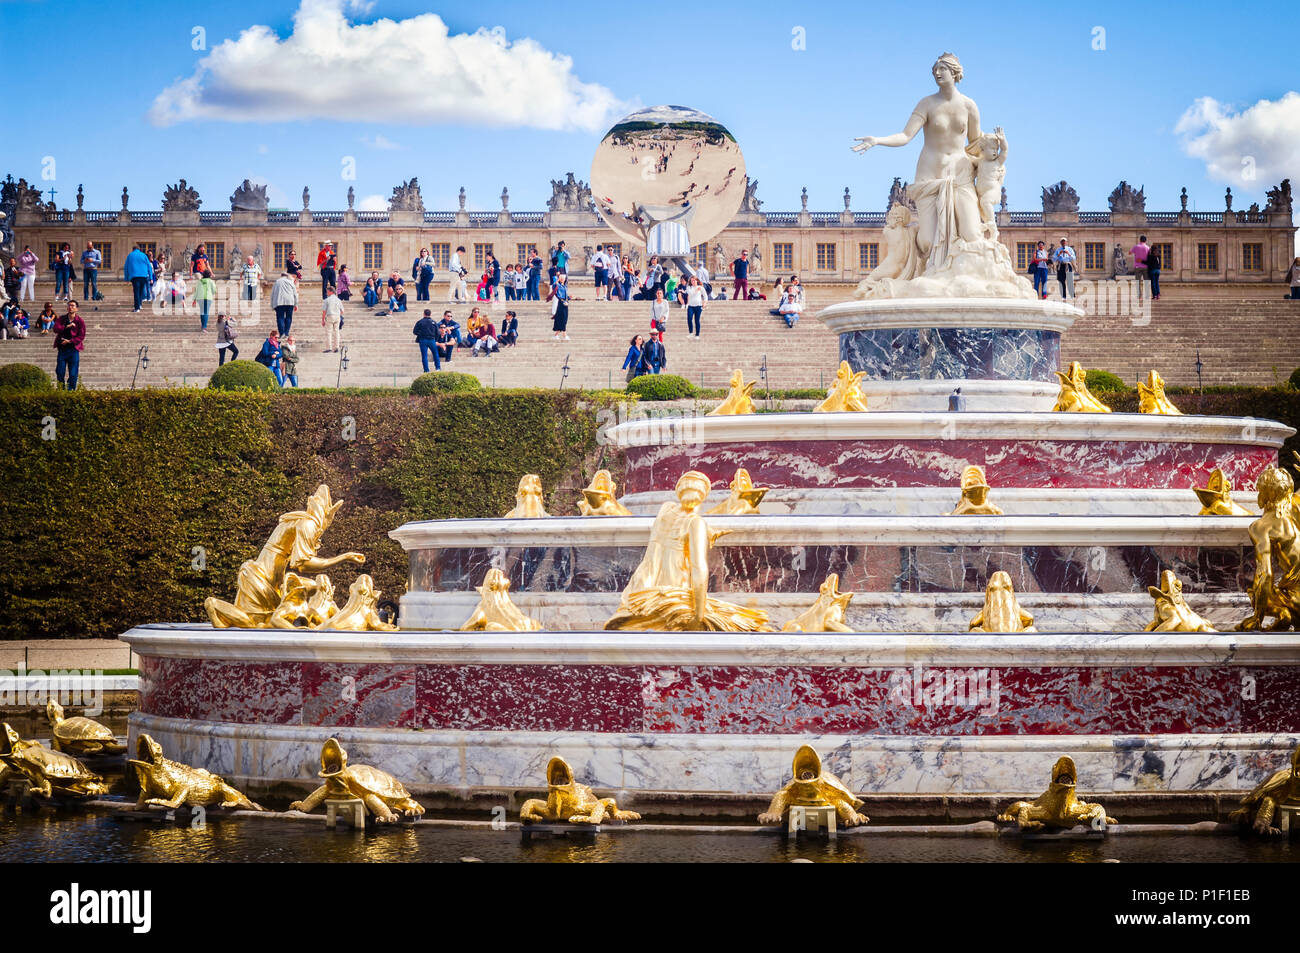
left=460, top=568, right=543, bottom=631
left=0, top=723, right=108, bottom=798
left=706, top=467, right=768, bottom=515
left=504, top=473, right=549, bottom=518
left=758, top=745, right=868, bottom=828
left=129, top=733, right=263, bottom=811
left=1239, top=466, right=1300, bottom=631
left=1193, top=467, right=1252, bottom=516
left=1144, top=570, right=1216, bottom=632
left=577, top=469, right=631, bottom=516
left=1230, top=744, right=1300, bottom=835
left=1137, top=369, right=1182, bottom=415
left=290, top=738, right=425, bottom=823
left=204, top=484, right=366, bottom=629
left=520, top=756, right=640, bottom=825
left=950, top=464, right=1003, bottom=515
left=969, top=571, right=1036, bottom=632
left=707, top=369, right=757, bottom=416
left=781, top=574, right=855, bottom=632
left=1051, top=361, right=1112, bottom=413
left=814, top=360, right=869, bottom=413
left=996, top=756, right=1116, bottom=830
left=319, top=574, right=398, bottom=631
left=605, top=470, right=770, bottom=631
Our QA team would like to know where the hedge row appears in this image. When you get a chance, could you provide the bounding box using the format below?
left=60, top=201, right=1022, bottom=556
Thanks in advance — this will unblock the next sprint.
left=0, top=390, right=619, bottom=639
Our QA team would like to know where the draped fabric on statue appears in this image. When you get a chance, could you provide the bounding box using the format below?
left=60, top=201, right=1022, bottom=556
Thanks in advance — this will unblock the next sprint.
left=909, top=155, right=980, bottom=272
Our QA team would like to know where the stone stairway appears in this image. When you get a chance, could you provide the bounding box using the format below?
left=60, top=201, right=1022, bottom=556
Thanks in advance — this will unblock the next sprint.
left=0, top=280, right=1294, bottom=390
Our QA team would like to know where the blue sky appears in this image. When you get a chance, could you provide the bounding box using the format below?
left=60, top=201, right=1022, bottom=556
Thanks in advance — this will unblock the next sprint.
left=4, top=0, right=1298, bottom=218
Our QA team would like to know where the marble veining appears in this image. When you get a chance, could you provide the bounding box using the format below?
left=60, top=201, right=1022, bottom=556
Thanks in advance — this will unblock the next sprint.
left=840, top=327, right=1061, bottom=382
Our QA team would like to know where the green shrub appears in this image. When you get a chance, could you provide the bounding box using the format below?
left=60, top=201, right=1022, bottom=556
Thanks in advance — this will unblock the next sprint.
left=207, top=359, right=277, bottom=391
left=626, top=374, right=697, bottom=400
left=1085, top=369, right=1128, bottom=392
left=0, top=363, right=53, bottom=392
left=1288, top=367, right=1300, bottom=391
left=409, top=371, right=482, bottom=395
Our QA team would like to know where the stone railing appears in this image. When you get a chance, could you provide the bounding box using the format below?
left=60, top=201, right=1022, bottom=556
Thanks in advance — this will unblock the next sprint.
left=311, top=211, right=345, bottom=224
left=1190, top=211, right=1222, bottom=223
left=1078, top=211, right=1110, bottom=224
left=810, top=212, right=840, bottom=226
left=853, top=212, right=886, bottom=226
left=354, top=210, right=386, bottom=222
left=199, top=211, right=231, bottom=223
left=130, top=211, right=162, bottom=222
left=1009, top=211, right=1043, bottom=225
left=1145, top=212, right=1179, bottom=225
left=424, top=211, right=454, bottom=224
left=267, top=211, right=298, bottom=223
left=510, top=211, right=544, bottom=224
left=764, top=212, right=798, bottom=226
left=86, top=211, right=117, bottom=222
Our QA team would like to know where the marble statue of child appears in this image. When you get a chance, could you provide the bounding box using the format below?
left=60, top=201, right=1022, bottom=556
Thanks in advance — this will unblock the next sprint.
left=966, top=126, right=1008, bottom=230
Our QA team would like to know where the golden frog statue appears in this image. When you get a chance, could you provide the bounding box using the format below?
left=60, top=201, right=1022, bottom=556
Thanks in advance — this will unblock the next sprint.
left=520, top=755, right=640, bottom=825
left=1137, top=369, right=1182, bottom=415
left=204, top=484, right=366, bottom=628
left=290, top=738, right=425, bottom=823
left=758, top=745, right=868, bottom=827
left=781, top=574, right=855, bottom=632
left=129, top=733, right=263, bottom=811
left=1051, top=361, right=1112, bottom=413
left=969, top=571, right=1036, bottom=632
left=996, top=756, right=1117, bottom=830
left=706, top=467, right=768, bottom=515
left=1229, top=744, right=1300, bottom=835
left=577, top=469, right=631, bottom=516
left=814, top=360, right=869, bottom=413
left=707, top=369, right=757, bottom=416
left=0, top=723, right=108, bottom=798
left=605, top=470, right=770, bottom=632
left=950, top=464, right=1003, bottom=515
left=460, top=568, right=543, bottom=631
left=504, top=474, right=549, bottom=518
left=319, top=574, right=398, bottom=631
left=1144, top=570, right=1216, bottom=632
left=46, top=699, right=125, bottom=756
left=1193, top=467, right=1252, bottom=516
left=1239, top=466, right=1300, bottom=631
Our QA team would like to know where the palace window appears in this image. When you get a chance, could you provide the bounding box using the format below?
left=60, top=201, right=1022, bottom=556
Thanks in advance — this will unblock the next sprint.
left=1016, top=242, right=1040, bottom=272
left=474, top=243, right=493, bottom=271
left=816, top=243, right=836, bottom=271
left=47, top=243, right=60, bottom=269
left=273, top=242, right=293, bottom=270
left=429, top=243, right=450, bottom=270
left=1084, top=242, right=1106, bottom=271
left=1197, top=242, right=1219, bottom=272
left=772, top=243, right=793, bottom=272
left=206, top=242, right=225, bottom=273
left=1154, top=243, right=1173, bottom=271
left=362, top=242, right=383, bottom=271
left=1242, top=243, right=1263, bottom=272
left=604, top=243, right=620, bottom=263
left=858, top=243, right=879, bottom=271
left=137, top=241, right=157, bottom=261
left=515, top=243, right=537, bottom=266
left=692, top=243, right=709, bottom=267
left=94, top=242, right=112, bottom=271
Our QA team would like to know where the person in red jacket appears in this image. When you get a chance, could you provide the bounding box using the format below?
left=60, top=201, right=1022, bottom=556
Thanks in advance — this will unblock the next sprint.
left=53, top=300, right=86, bottom=390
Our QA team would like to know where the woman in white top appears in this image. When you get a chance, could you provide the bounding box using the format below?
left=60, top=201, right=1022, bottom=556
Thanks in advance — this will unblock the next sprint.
left=684, top=276, right=706, bottom=337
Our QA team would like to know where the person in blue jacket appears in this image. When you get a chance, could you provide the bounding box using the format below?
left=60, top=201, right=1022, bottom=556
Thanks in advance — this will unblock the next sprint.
left=622, top=334, right=644, bottom=382
left=123, top=244, right=154, bottom=313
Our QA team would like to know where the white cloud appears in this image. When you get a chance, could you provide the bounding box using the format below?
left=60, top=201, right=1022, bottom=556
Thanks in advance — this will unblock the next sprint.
left=149, top=0, right=625, bottom=133
left=1176, top=92, right=1300, bottom=185
left=356, top=193, right=386, bottom=211
left=360, top=134, right=399, bottom=150
left=256, top=143, right=269, bottom=154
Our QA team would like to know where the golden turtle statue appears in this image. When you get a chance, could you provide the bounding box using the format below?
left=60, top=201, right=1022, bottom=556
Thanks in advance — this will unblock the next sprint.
left=1229, top=744, right=1300, bottom=835
left=0, top=723, right=108, bottom=798
left=706, top=467, right=768, bottom=515
left=1144, top=570, right=1216, bottom=632
left=520, top=755, right=640, bottom=825
left=128, top=733, right=263, bottom=811
left=1193, top=468, right=1252, bottom=516
left=46, top=699, right=126, bottom=756
left=781, top=574, right=855, bottom=632
left=460, top=568, right=543, bottom=631
left=1051, top=361, right=1111, bottom=413
left=758, top=744, right=868, bottom=828
left=996, top=756, right=1116, bottom=830
left=969, top=571, right=1036, bottom=633
left=814, top=361, right=869, bottom=413
left=289, top=738, right=425, bottom=823
left=504, top=474, right=549, bottom=518
left=950, top=464, right=1003, bottom=515
left=577, top=469, right=631, bottom=516
left=707, top=369, right=757, bottom=416
left=1137, top=369, right=1181, bottom=415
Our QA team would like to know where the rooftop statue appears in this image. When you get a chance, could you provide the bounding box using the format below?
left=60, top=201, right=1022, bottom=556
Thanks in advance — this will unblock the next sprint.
left=521, top=756, right=641, bottom=825
left=1144, top=570, right=1216, bottom=632
left=1230, top=743, right=1300, bottom=835
left=950, top=464, right=1003, bottom=515
left=388, top=177, right=425, bottom=213
left=547, top=172, right=593, bottom=213
left=162, top=178, right=201, bottom=212
left=1265, top=178, right=1293, bottom=216
left=969, top=571, right=1035, bottom=633
left=1052, top=361, right=1112, bottom=413
left=1042, top=180, right=1080, bottom=214
left=1193, top=468, right=1252, bottom=516
left=504, top=474, right=549, bottom=518
left=1108, top=180, right=1146, bottom=214
left=740, top=176, right=763, bottom=212
left=781, top=574, right=855, bottom=632
left=851, top=53, right=1035, bottom=299
left=814, top=360, right=869, bottom=413
left=0, top=723, right=108, bottom=798
left=605, top=470, right=770, bottom=631
left=289, top=738, right=425, bottom=823
left=706, top=467, right=768, bottom=515
left=758, top=744, right=869, bottom=828
left=1239, top=466, right=1300, bottom=631
left=996, top=756, right=1116, bottom=830
left=204, top=484, right=365, bottom=628
left=230, top=178, right=268, bottom=212
left=1137, top=369, right=1182, bottom=415
left=707, top=369, right=757, bottom=416
left=129, top=734, right=262, bottom=811
left=459, top=568, right=543, bottom=632
left=578, top=469, right=631, bottom=516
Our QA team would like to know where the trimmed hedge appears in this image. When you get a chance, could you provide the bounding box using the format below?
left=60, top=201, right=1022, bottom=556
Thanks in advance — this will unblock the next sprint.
left=208, top=359, right=278, bottom=391
left=626, top=374, right=697, bottom=400
left=1289, top=367, right=1300, bottom=390
left=1085, top=369, right=1128, bottom=392
left=409, top=371, right=482, bottom=395
left=0, top=363, right=53, bottom=392
left=0, top=390, right=619, bottom=639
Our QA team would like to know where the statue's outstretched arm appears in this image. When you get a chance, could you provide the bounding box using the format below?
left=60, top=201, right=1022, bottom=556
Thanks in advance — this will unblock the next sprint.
left=853, top=109, right=925, bottom=152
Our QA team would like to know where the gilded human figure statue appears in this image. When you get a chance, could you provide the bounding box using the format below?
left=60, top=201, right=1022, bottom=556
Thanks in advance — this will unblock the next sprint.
left=950, top=464, right=1003, bottom=515
left=605, top=470, right=770, bottom=631
left=706, top=467, right=768, bottom=515
left=1239, top=466, right=1300, bottom=631
left=707, top=369, right=757, bottom=416
left=1137, top=370, right=1182, bottom=415
left=1193, top=468, right=1252, bottom=516
left=504, top=474, right=549, bottom=518
left=814, top=361, right=869, bottom=413
left=1051, top=361, right=1112, bottom=413
left=204, top=484, right=365, bottom=628
left=577, top=469, right=631, bottom=516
